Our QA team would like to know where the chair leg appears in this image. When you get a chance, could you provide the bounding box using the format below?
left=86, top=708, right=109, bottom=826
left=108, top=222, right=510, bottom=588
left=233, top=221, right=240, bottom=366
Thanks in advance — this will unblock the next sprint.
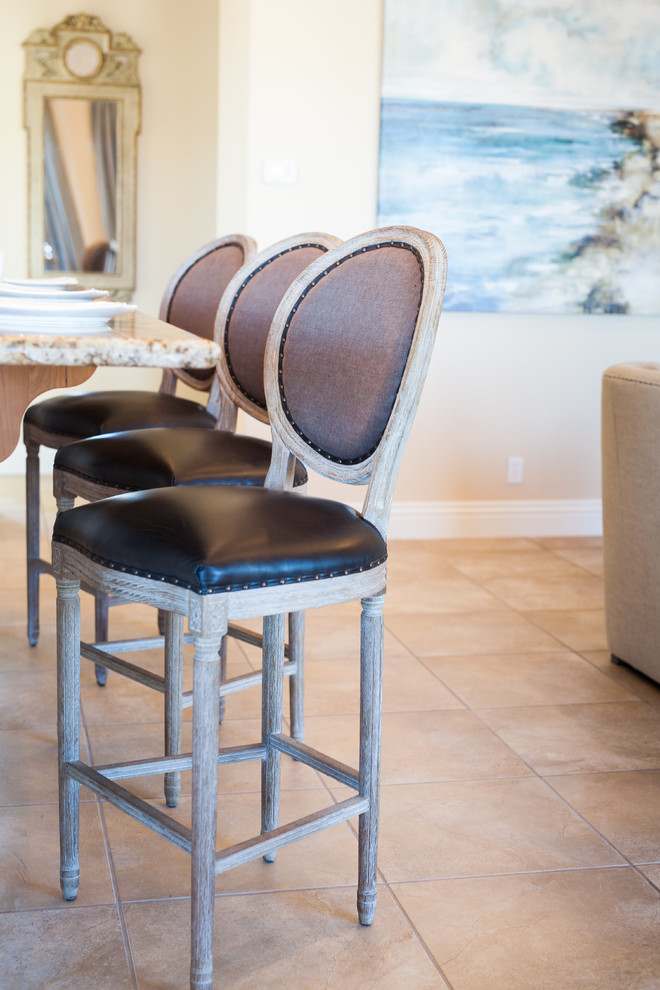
left=56, top=571, right=82, bottom=902
left=218, top=635, right=227, bottom=724
left=93, top=593, right=110, bottom=686
left=288, top=611, right=305, bottom=742
left=56, top=481, right=110, bottom=687
left=164, top=611, right=185, bottom=808
left=357, top=592, right=384, bottom=927
left=261, top=613, right=285, bottom=862
left=189, top=623, right=223, bottom=990
left=25, top=440, right=41, bottom=647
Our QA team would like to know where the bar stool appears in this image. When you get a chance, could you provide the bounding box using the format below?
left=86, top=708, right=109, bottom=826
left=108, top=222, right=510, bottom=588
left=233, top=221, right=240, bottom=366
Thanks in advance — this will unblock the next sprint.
left=53, top=225, right=447, bottom=989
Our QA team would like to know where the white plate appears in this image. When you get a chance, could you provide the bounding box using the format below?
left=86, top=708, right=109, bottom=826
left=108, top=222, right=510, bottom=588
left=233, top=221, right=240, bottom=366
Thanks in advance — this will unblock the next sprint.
left=0, top=282, right=108, bottom=301
left=3, top=276, right=79, bottom=287
left=0, top=298, right=137, bottom=331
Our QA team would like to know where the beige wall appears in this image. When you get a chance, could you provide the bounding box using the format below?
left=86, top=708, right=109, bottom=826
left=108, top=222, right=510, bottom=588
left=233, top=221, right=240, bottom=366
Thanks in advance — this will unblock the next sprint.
left=1, top=1, right=659, bottom=533
left=220, top=0, right=660, bottom=531
left=0, top=0, right=221, bottom=470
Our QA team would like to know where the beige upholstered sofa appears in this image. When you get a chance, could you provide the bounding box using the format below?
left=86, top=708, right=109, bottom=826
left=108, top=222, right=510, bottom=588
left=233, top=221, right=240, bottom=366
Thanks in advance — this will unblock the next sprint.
left=602, top=362, right=660, bottom=684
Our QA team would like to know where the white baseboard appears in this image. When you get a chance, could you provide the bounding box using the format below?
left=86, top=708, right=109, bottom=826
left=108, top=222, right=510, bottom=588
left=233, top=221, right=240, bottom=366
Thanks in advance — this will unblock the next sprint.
left=387, top=499, right=603, bottom=540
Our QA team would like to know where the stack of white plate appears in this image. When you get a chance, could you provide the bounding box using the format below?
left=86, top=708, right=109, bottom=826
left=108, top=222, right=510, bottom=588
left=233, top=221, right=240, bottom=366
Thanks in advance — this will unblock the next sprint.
left=0, top=272, right=136, bottom=332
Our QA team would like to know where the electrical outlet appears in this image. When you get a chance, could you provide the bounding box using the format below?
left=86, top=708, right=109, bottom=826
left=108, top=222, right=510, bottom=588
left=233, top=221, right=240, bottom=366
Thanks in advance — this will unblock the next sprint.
left=507, top=456, right=524, bottom=484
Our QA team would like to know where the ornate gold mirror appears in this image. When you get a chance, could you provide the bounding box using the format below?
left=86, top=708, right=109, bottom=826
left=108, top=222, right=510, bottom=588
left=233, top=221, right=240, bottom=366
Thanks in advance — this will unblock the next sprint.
left=23, top=14, right=141, bottom=296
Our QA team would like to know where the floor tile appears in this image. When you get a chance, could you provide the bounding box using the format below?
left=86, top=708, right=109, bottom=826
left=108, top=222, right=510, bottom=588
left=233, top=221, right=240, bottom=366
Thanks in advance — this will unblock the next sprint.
left=483, top=571, right=605, bottom=611
left=584, top=650, right=660, bottom=706
left=0, top=668, right=58, bottom=730
left=303, top=655, right=464, bottom=716
left=385, top=610, right=561, bottom=657
left=479, top=702, right=660, bottom=774
left=424, top=650, right=636, bottom=709
left=385, top=566, right=503, bottom=614
left=638, top=864, right=660, bottom=888
left=0, top=802, right=115, bottom=910
left=392, top=868, right=660, bottom=990
left=298, top=608, right=416, bottom=662
left=433, top=537, right=540, bottom=555
left=125, top=886, right=449, bottom=990
left=0, top=623, right=57, bottom=672
left=523, top=608, right=607, bottom=651
left=548, top=770, right=660, bottom=864
left=305, top=710, right=532, bottom=785
left=443, top=548, right=583, bottom=581
left=533, top=536, right=603, bottom=550
left=0, top=726, right=60, bottom=805
left=0, top=905, right=134, bottom=990
left=86, top=717, right=322, bottom=800
left=80, top=640, right=259, bottom=727
left=552, top=546, right=604, bottom=576
left=376, top=778, right=621, bottom=881
left=105, top=790, right=360, bottom=901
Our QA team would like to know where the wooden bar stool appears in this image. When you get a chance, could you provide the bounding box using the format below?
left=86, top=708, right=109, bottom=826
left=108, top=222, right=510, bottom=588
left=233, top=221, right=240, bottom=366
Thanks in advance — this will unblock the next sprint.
left=53, top=226, right=447, bottom=989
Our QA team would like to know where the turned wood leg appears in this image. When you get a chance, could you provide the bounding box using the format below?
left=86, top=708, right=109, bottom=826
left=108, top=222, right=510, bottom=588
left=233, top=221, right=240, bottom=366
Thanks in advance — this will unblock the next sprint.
left=357, top=593, right=384, bottom=926
left=164, top=611, right=185, bottom=808
left=189, top=625, right=223, bottom=990
left=92, top=593, right=110, bottom=685
left=288, top=611, right=305, bottom=743
left=25, top=440, right=41, bottom=647
left=218, top=636, right=227, bottom=724
left=56, top=571, right=81, bottom=901
left=261, top=613, right=285, bottom=862
left=55, top=481, right=109, bottom=688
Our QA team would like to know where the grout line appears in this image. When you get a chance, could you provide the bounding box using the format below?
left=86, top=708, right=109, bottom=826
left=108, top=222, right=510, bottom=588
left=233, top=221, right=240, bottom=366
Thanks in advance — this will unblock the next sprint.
left=382, top=863, right=637, bottom=884
left=81, top=707, right=140, bottom=990
left=384, top=883, right=456, bottom=988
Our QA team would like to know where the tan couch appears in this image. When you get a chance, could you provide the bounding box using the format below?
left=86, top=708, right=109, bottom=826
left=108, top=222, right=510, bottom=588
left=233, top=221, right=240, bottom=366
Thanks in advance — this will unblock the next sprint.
left=602, top=362, right=660, bottom=684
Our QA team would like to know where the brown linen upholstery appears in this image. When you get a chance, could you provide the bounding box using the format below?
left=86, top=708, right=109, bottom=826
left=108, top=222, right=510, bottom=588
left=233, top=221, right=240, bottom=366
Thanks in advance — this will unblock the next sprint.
left=602, top=362, right=660, bottom=683
left=161, top=239, right=247, bottom=387
left=23, top=234, right=256, bottom=647
left=279, top=242, right=424, bottom=462
left=52, top=225, right=448, bottom=990
left=225, top=245, right=328, bottom=407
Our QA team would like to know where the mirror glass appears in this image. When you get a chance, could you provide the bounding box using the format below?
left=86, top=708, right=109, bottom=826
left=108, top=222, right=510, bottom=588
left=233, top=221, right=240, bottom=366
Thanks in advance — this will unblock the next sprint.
left=44, top=98, right=118, bottom=273
left=24, top=15, right=141, bottom=297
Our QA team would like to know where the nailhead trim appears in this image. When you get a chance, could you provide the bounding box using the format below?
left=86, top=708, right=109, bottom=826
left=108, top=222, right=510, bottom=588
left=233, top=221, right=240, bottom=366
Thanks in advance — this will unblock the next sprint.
left=278, top=241, right=425, bottom=465
left=53, top=534, right=387, bottom=595
left=223, top=243, right=330, bottom=410
left=166, top=240, right=246, bottom=324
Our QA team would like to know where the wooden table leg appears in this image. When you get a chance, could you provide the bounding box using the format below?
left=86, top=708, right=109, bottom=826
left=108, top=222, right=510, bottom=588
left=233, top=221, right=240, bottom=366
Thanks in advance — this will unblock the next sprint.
left=0, top=365, right=94, bottom=461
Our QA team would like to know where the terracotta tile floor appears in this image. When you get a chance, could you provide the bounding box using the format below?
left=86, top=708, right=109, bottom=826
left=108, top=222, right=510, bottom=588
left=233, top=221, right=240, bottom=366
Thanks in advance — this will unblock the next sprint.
left=2, top=479, right=660, bottom=988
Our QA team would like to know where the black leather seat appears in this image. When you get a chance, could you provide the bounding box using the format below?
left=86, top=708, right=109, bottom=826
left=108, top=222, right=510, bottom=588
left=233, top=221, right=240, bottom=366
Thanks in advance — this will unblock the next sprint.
left=25, top=390, right=215, bottom=440
left=54, top=485, right=386, bottom=593
left=55, top=427, right=307, bottom=490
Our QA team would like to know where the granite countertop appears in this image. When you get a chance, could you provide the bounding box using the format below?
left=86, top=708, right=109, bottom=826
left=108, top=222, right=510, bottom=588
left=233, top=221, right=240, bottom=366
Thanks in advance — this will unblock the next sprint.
left=0, top=310, right=221, bottom=368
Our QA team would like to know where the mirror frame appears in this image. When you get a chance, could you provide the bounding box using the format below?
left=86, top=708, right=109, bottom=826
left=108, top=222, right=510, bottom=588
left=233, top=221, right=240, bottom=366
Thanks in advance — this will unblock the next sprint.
left=23, top=14, right=141, bottom=297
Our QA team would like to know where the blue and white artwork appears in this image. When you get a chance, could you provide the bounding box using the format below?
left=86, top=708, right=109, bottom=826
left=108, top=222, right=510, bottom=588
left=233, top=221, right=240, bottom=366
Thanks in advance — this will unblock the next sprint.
left=378, top=0, right=660, bottom=314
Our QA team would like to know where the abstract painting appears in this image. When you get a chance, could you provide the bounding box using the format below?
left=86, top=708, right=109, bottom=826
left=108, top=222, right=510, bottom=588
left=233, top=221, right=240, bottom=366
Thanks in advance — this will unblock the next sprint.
left=377, top=0, right=660, bottom=314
